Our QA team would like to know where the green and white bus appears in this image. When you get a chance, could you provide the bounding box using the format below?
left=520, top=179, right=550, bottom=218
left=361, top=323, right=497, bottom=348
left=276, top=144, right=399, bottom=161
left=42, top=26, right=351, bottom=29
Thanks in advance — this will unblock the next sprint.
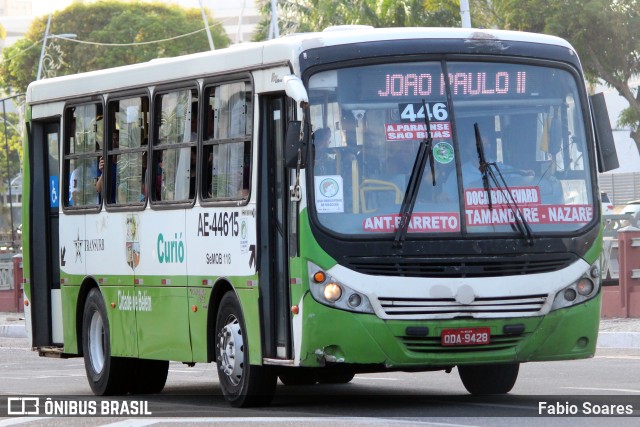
left=23, top=27, right=618, bottom=406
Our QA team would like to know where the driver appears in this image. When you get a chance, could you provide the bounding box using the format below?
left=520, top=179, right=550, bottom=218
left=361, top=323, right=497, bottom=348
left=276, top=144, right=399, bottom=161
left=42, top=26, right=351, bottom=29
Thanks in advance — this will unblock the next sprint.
left=439, top=124, right=533, bottom=202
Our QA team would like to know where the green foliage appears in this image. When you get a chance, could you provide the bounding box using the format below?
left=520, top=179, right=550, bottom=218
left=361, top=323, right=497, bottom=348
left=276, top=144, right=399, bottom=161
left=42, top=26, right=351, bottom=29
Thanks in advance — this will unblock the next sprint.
left=254, top=0, right=548, bottom=40
left=254, top=1, right=640, bottom=152
left=618, top=104, right=640, bottom=130
left=0, top=1, right=230, bottom=94
left=254, top=0, right=466, bottom=40
left=0, top=112, right=23, bottom=193
left=494, top=0, right=640, bottom=150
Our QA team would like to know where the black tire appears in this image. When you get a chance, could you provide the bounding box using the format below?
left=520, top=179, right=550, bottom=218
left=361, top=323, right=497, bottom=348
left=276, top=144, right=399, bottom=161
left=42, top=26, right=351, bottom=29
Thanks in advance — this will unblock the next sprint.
left=82, top=288, right=131, bottom=395
left=215, top=292, right=277, bottom=407
left=458, top=363, right=519, bottom=394
left=129, top=359, right=169, bottom=394
left=278, top=369, right=318, bottom=385
left=317, top=369, right=355, bottom=384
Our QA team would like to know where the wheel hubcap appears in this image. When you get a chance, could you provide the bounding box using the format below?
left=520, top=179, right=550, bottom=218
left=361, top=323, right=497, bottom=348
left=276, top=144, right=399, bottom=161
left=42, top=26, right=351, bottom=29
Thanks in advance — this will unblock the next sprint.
left=88, top=311, right=105, bottom=374
left=218, top=316, right=244, bottom=386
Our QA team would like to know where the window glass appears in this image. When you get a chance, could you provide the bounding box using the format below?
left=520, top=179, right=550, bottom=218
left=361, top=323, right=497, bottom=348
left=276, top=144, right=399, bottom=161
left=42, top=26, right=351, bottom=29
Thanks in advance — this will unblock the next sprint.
left=152, top=88, right=197, bottom=202
left=106, top=96, right=149, bottom=205
left=308, top=61, right=594, bottom=237
left=203, top=81, right=252, bottom=202
left=64, top=103, right=103, bottom=208
left=446, top=62, right=592, bottom=234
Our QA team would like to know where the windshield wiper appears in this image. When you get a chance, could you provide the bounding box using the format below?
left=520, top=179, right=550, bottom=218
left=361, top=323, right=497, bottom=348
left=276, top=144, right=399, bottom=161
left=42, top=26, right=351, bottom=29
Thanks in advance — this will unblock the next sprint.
left=474, top=123, right=534, bottom=246
left=393, top=99, right=436, bottom=247
left=474, top=123, right=493, bottom=210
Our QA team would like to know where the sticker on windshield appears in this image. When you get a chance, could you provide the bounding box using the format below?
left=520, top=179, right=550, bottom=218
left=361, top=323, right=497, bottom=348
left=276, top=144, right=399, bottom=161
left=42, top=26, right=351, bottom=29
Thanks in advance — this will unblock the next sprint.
left=433, top=142, right=454, bottom=164
left=385, top=122, right=451, bottom=141
left=315, top=176, right=344, bottom=213
left=362, top=212, right=460, bottom=233
left=399, top=102, right=449, bottom=123
left=463, top=186, right=593, bottom=226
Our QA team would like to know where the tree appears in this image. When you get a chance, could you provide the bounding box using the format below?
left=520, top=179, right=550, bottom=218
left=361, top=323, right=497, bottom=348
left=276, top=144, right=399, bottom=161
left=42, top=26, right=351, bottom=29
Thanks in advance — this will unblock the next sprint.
left=253, top=0, right=462, bottom=40
left=0, top=1, right=230, bottom=94
left=255, top=0, right=640, bottom=156
left=491, top=0, right=640, bottom=155
left=0, top=112, right=23, bottom=189
left=0, top=110, right=23, bottom=239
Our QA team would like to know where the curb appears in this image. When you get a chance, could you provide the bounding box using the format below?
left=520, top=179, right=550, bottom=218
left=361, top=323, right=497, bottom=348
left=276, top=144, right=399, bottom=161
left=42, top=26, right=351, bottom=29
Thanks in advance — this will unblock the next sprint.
left=597, top=332, right=640, bottom=349
left=0, top=324, right=27, bottom=339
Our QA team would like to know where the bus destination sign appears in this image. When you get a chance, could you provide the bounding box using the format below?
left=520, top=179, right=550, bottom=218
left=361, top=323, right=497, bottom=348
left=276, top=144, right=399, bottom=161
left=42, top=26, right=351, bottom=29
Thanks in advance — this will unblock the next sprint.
left=376, top=71, right=528, bottom=98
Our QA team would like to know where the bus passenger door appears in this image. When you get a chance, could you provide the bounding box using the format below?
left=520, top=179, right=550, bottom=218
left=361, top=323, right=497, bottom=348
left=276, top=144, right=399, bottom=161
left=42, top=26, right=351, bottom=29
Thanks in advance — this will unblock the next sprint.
left=258, top=96, right=293, bottom=359
left=28, top=121, right=62, bottom=346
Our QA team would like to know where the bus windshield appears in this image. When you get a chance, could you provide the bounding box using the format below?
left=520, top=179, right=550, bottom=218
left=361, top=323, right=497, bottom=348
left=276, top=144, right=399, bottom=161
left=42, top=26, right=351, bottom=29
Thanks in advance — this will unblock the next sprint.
left=308, top=60, right=595, bottom=237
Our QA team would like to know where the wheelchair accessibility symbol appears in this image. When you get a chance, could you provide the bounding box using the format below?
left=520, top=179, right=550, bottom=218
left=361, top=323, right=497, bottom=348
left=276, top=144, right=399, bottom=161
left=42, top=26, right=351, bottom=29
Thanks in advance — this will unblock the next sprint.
left=50, top=176, right=59, bottom=208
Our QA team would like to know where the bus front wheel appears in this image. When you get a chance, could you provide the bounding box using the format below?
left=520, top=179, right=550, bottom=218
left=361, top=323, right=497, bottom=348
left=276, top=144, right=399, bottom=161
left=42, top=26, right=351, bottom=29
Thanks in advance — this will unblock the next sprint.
left=458, top=363, right=519, bottom=394
left=279, top=368, right=318, bottom=385
left=215, top=292, right=277, bottom=407
left=82, top=288, right=131, bottom=395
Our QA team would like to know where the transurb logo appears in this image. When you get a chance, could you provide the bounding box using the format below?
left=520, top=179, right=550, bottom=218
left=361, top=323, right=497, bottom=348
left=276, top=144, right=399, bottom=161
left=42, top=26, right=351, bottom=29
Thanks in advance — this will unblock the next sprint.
left=74, top=230, right=83, bottom=263
left=125, top=214, right=141, bottom=269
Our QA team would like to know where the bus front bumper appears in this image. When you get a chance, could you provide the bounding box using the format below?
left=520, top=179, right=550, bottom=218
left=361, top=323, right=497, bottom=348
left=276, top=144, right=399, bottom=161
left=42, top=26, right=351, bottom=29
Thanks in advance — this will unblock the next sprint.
left=297, top=293, right=600, bottom=369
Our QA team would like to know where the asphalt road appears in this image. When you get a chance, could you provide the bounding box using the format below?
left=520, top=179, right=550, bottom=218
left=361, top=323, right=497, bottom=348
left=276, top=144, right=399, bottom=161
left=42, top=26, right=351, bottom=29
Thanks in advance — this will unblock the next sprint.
left=0, top=335, right=639, bottom=426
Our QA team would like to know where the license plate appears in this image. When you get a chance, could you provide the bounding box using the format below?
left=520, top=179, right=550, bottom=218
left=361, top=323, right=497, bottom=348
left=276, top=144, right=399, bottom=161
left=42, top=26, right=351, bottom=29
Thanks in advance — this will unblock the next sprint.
left=441, top=327, right=491, bottom=346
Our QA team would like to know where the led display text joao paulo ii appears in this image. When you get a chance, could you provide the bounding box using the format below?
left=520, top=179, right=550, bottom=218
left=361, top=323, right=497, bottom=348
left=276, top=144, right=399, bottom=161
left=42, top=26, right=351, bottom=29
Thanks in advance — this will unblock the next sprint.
left=376, top=71, right=528, bottom=98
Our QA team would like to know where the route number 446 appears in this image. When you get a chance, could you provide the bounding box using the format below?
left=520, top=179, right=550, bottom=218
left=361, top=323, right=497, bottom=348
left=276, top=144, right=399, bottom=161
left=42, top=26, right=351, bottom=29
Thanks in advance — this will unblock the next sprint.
left=399, top=102, right=449, bottom=123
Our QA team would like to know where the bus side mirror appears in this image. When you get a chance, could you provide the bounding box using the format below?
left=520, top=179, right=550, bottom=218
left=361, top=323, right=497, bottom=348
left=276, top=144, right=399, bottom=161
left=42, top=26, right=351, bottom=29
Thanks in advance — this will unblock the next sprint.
left=285, top=121, right=309, bottom=169
left=590, top=92, right=619, bottom=172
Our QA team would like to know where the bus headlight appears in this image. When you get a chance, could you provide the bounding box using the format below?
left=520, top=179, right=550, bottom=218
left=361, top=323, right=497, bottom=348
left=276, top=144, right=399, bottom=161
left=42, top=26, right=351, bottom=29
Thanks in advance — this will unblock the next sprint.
left=576, top=278, right=594, bottom=296
left=551, top=263, right=600, bottom=311
left=323, top=283, right=342, bottom=302
left=307, top=262, right=374, bottom=314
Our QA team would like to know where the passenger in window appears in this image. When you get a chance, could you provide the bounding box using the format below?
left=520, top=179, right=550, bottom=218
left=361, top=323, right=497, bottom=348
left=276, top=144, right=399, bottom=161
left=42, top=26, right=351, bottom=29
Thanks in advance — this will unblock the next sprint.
left=439, top=126, right=533, bottom=202
left=96, top=130, right=119, bottom=203
left=70, top=161, right=100, bottom=206
left=69, top=137, right=102, bottom=206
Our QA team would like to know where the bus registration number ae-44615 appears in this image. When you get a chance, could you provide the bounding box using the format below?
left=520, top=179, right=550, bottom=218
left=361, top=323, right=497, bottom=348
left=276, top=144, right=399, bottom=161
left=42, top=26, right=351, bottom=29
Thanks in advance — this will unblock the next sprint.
left=441, top=327, right=491, bottom=346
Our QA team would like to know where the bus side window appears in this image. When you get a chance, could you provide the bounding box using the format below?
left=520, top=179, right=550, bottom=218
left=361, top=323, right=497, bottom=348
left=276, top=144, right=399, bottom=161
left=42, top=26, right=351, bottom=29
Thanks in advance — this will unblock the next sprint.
left=152, top=88, right=198, bottom=203
left=106, top=96, right=149, bottom=206
left=64, top=103, right=103, bottom=209
left=202, top=80, right=252, bottom=202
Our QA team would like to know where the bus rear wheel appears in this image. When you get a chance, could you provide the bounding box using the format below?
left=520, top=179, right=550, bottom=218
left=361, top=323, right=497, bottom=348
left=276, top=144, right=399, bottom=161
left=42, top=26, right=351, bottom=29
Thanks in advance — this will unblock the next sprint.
left=458, top=363, right=519, bottom=394
left=82, top=288, right=131, bottom=395
left=129, top=359, right=169, bottom=394
left=215, top=292, right=276, bottom=407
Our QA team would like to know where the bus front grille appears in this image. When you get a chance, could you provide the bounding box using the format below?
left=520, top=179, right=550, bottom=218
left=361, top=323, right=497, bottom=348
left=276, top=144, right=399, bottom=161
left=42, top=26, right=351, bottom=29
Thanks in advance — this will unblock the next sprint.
left=378, top=294, right=548, bottom=318
left=343, top=253, right=576, bottom=278
left=400, top=334, right=526, bottom=354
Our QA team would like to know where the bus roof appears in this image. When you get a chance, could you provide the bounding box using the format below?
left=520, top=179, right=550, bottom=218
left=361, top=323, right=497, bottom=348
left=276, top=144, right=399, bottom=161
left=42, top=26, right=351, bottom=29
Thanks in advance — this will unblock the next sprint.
left=27, top=26, right=574, bottom=105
